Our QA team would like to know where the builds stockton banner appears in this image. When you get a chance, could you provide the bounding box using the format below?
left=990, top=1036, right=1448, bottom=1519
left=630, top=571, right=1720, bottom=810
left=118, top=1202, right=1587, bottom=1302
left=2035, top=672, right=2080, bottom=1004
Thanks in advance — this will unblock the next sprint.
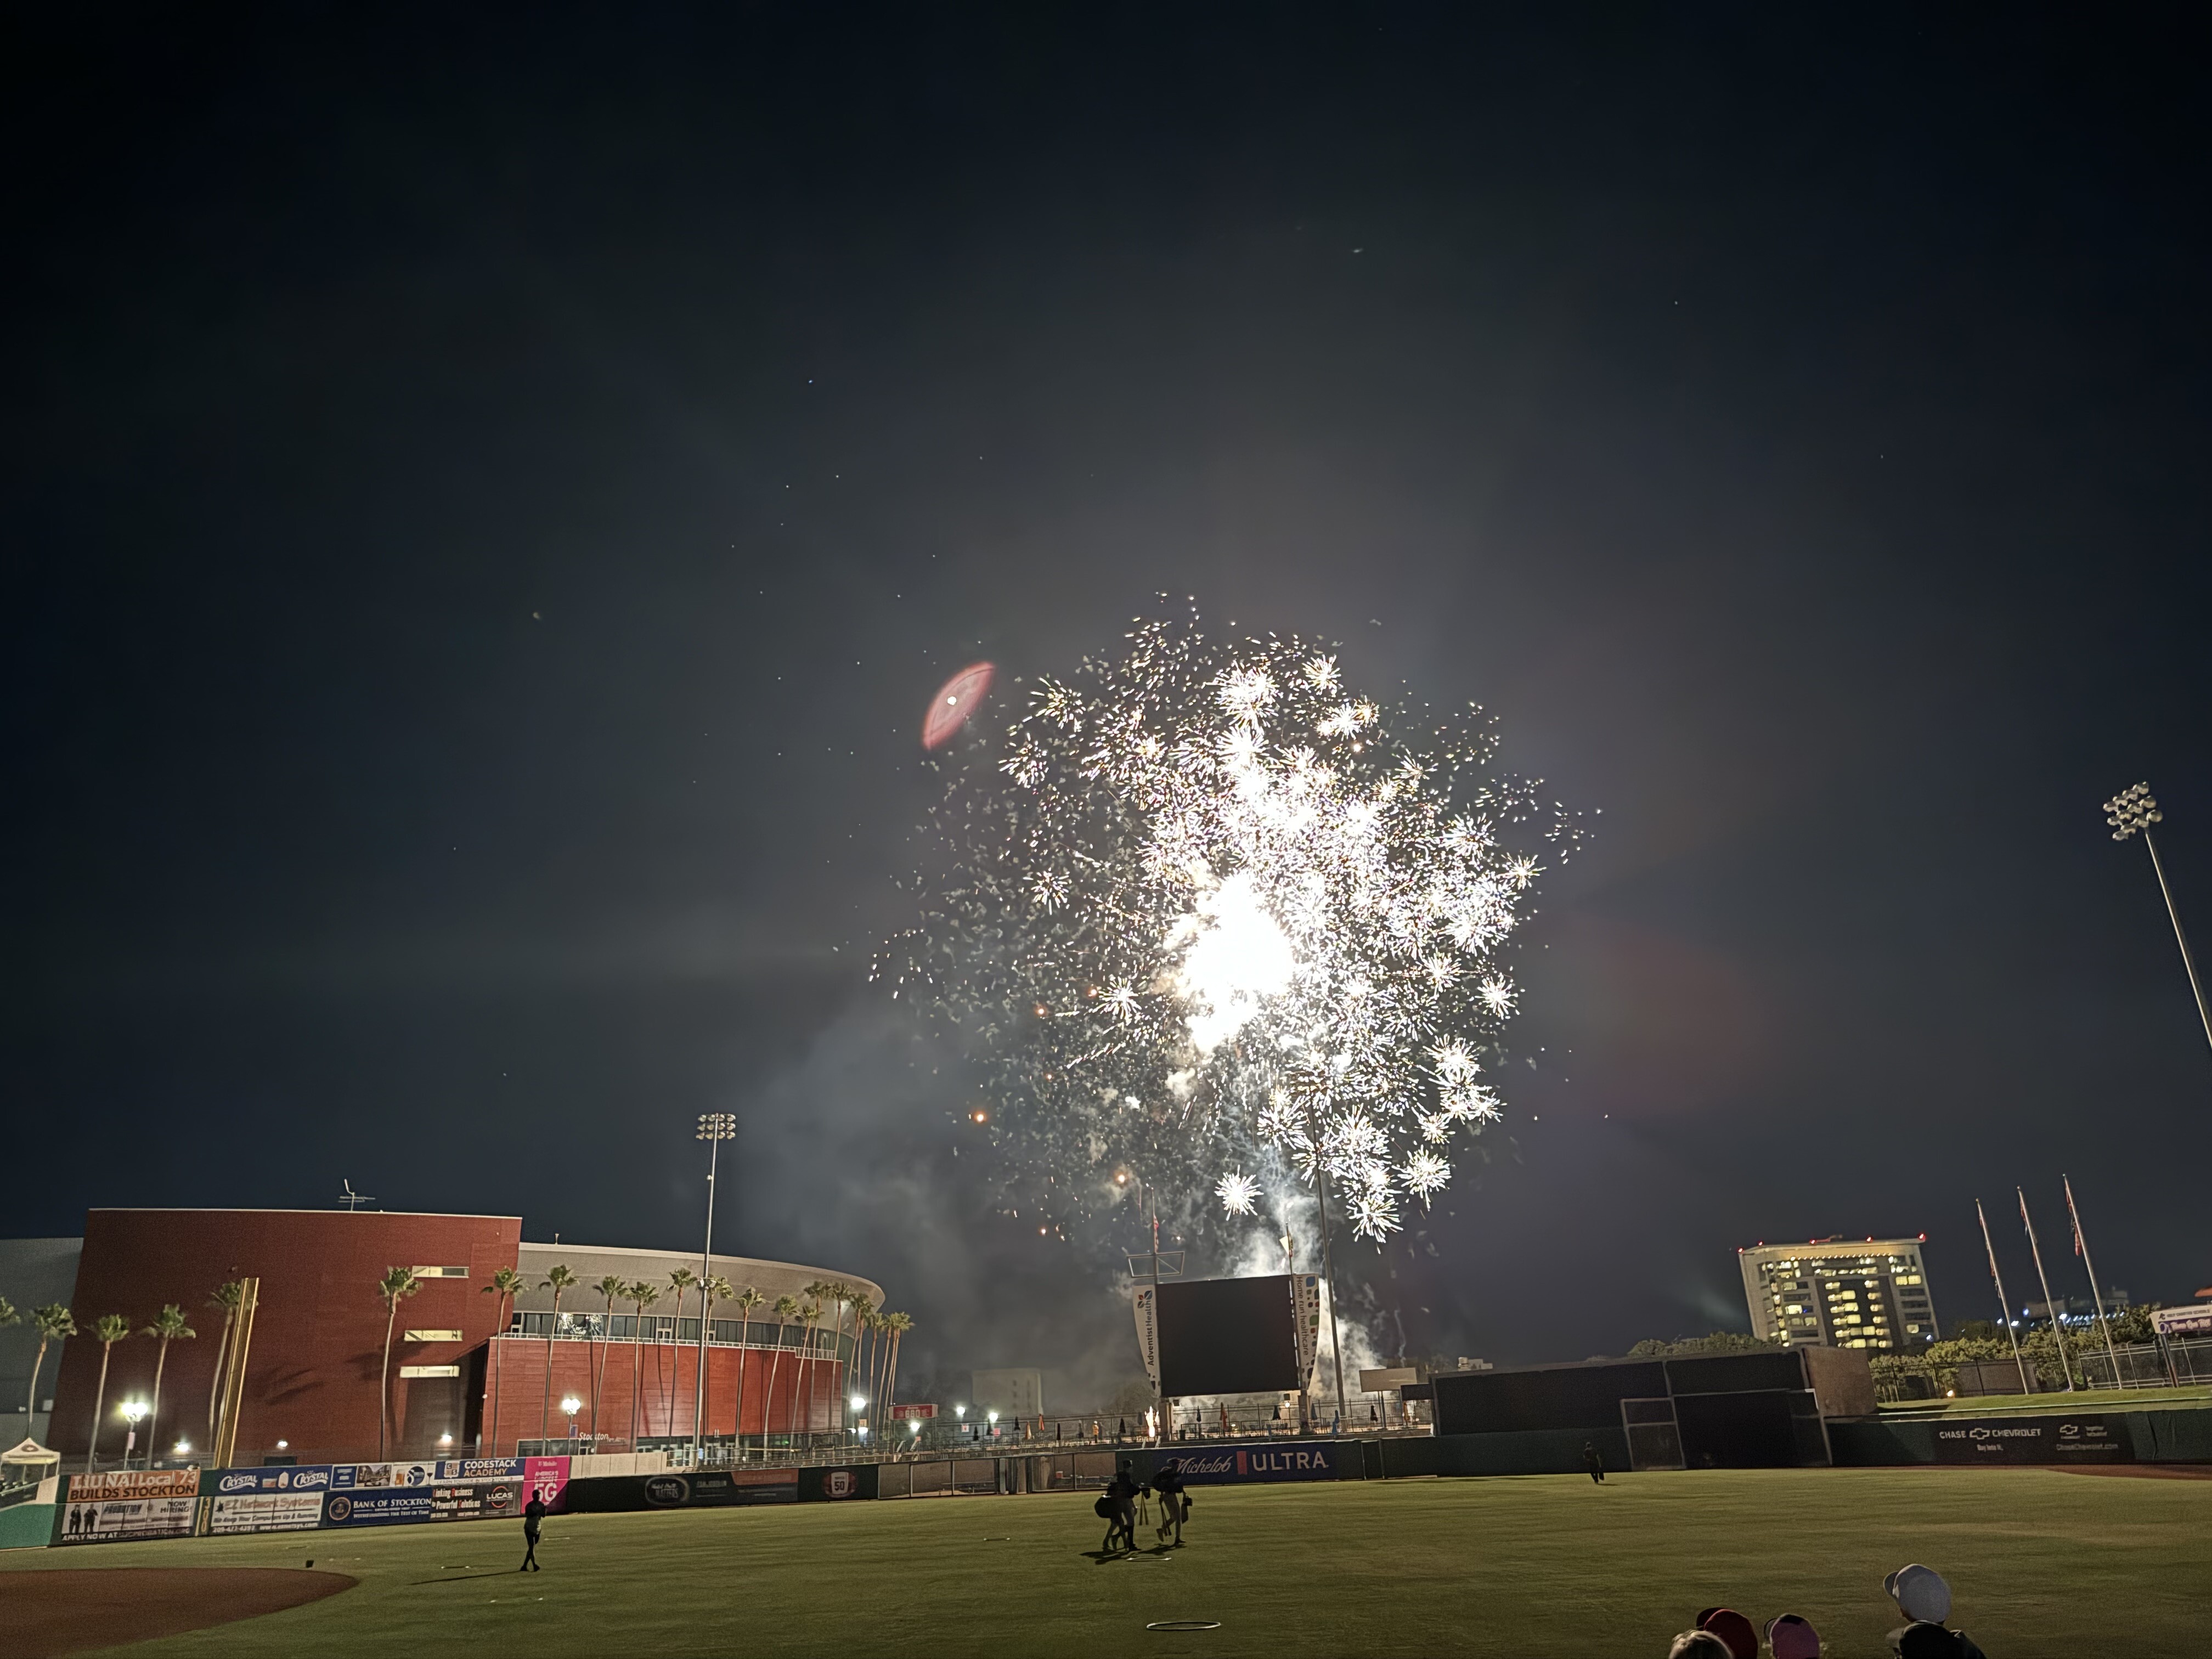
left=205, top=1464, right=334, bottom=1534
left=1160, top=1442, right=1344, bottom=1483
left=58, top=1469, right=200, bottom=1544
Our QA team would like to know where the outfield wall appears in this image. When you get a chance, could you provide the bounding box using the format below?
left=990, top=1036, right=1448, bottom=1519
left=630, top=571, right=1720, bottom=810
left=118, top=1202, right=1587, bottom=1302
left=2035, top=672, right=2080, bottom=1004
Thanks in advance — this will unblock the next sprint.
left=1829, top=1407, right=2212, bottom=1466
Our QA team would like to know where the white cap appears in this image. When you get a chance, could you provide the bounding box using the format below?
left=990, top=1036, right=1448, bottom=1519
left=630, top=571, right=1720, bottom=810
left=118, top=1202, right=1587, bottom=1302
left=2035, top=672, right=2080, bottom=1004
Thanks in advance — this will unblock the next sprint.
left=1884, top=1564, right=1951, bottom=1624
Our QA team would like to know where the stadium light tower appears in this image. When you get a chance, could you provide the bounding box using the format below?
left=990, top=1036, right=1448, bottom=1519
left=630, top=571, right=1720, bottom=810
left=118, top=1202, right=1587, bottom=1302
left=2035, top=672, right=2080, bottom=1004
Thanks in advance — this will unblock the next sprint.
left=2104, top=783, right=2212, bottom=1061
left=693, top=1113, right=738, bottom=1463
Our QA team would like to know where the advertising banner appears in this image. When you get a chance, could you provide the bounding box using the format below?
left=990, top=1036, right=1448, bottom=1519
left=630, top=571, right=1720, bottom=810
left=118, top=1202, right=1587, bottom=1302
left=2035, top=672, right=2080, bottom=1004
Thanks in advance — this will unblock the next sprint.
left=1158, top=1442, right=1343, bottom=1484
left=58, top=1469, right=200, bottom=1544
left=1292, top=1276, right=1323, bottom=1386
left=1931, top=1415, right=2134, bottom=1464
left=2152, top=1305, right=2212, bottom=1337
left=320, top=1455, right=568, bottom=1526
left=323, top=1477, right=524, bottom=1527
left=1132, top=1286, right=1161, bottom=1397
left=205, top=1464, right=334, bottom=1535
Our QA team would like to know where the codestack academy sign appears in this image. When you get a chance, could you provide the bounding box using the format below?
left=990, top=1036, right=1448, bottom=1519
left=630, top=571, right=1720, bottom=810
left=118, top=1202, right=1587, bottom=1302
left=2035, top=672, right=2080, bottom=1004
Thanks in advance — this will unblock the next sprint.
left=1163, top=1443, right=1344, bottom=1483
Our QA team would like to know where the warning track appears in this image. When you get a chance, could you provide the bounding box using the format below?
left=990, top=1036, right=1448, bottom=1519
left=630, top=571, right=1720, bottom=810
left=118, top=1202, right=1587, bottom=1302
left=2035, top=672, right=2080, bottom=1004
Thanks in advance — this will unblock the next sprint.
left=5, top=1566, right=356, bottom=1657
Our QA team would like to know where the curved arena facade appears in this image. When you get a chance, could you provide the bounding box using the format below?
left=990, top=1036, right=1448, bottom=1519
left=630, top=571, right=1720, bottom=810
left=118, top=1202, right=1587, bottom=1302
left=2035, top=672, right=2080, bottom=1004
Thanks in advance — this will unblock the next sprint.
left=43, top=1210, right=884, bottom=1466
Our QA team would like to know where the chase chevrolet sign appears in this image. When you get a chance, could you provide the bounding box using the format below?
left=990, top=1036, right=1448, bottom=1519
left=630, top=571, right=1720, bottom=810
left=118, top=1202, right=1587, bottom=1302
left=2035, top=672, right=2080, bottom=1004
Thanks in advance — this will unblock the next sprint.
left=1932, top=1415, right=2131, bottom=1464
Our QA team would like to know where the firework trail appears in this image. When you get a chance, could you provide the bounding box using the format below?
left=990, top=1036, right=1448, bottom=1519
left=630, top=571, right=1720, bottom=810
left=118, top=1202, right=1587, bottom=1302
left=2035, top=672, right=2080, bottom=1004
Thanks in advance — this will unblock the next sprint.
left=878, top=605, right=1576, bottom=1249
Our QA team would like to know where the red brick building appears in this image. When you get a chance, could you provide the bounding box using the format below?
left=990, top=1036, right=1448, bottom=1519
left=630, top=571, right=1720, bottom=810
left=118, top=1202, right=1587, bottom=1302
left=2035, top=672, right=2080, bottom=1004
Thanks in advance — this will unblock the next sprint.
left=47, top=1210, right=882, bottom=1465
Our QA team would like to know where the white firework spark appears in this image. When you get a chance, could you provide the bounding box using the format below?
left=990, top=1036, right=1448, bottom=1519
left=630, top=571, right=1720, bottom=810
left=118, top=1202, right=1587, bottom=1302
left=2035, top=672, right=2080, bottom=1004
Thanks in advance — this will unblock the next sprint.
left=1215, top=1170, right=1262, bottom=1216
left=879, top=605, right=1576, bottom=1242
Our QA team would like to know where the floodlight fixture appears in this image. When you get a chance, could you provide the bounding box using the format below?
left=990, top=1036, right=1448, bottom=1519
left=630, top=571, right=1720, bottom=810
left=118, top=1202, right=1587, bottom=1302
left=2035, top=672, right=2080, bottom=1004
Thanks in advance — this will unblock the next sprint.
left=2102, top=781, right=2212, bottom=1060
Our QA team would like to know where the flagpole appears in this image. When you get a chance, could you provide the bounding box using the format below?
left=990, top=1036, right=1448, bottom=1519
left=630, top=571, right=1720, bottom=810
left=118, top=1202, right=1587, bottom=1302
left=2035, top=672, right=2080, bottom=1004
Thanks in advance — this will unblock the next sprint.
left=2017, top=1188, right=2076, bottom=1390
left=2063, top=1175, right=2124, bottom=1386
left=1974, top=1200, right=2033, bottom=1395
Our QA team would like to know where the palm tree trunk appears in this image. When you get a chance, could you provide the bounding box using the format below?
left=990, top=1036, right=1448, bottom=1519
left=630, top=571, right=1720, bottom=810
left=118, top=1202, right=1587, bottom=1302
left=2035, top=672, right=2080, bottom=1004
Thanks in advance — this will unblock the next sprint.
left=539, top=1301, right=556, bottom=1447
left=763, top=1346, right=782, bottom=1455
left=88, top=1347, right=113, bottom=1473
left=628, top=1299, right=644, bottom=1449
left=149, top=1338, right=171, bottom=1465
left=732, top=1337, right=749, bottom=1462
left=886, top=1330, right=901, bottom=1420
left=487, top=1294, right=506, bottom=1457
left=29, top=1335, right=51, bottom=1429
left=380, top=1300, right=399, bottom=1459
left=593, top=1300, right=613, bottom=1449
left=205, top=1313, right=233, bottom=1449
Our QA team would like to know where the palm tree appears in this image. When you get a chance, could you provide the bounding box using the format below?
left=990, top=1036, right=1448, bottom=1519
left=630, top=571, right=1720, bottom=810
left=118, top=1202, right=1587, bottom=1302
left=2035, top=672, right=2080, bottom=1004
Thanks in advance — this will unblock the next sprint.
left=203, top=1282, right=244, bottom=1452
left=848, top=1291, right=876, bottom=1431
left=479, top=1267, right=524, bottom=1457
left=590, top=1274, right=626, bottom=1448
left=730, top=1286, right=763, bottom=1458
left=795, top=1296, right=824, bottom=1447
left=376, top=1267, right=423, bottom=1459
left=538, top=1264, right=578, bottom=1448
left=628, top=1281, right=661, bottom=1447
left=882, top=1311, right=913, bottom=1426
left=763, top=1295, right=799, bottom=1454
left=27, top=1304, right=76, bottom=1431
left=140, top=1305, right=195, bottom=1464
left=84, top=1314, right=131, bottom=1472
left=698, top=1274, right=733, bottom=1450
left=819, top=1281, right=851, bottom=1434
left=663, top=1268, right=697, bottom=1429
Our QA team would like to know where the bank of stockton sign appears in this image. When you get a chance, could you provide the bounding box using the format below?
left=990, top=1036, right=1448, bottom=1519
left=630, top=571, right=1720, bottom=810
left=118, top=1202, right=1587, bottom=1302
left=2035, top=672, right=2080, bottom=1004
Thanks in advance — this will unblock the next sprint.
left=1168, top=1443, right=1341, bottom=1483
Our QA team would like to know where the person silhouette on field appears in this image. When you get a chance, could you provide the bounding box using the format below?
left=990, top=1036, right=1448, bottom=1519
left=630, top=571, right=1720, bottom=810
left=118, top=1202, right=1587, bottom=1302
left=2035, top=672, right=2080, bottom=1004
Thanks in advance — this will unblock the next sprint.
left=520, top=1492, right=545, bottom=1571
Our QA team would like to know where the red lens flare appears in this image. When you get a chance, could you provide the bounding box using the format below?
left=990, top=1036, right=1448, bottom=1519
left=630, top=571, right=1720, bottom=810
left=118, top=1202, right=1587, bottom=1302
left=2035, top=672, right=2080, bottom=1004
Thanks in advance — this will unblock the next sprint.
left=922, top=661, right=994, bottom=749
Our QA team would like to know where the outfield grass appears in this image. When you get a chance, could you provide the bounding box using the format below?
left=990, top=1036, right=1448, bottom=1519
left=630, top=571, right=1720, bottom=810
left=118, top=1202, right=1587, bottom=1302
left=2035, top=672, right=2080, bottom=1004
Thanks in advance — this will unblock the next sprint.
left=7, top=1468, right=2203, bottom=1657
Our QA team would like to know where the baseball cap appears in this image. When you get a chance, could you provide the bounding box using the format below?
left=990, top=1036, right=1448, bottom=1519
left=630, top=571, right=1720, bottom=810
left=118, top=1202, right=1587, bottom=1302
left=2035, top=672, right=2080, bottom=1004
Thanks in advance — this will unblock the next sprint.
left=1766, top=1612, right=1821, bottom=1658
left=1884, top=1565, right=1952, bottom=1624
left=1693, top=1607, right=1758, bottom=1659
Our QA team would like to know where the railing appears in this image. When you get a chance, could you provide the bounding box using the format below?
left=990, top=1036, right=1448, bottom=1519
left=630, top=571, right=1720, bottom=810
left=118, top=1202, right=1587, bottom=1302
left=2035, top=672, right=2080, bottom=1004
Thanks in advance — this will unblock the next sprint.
left=1874, top=1338, right=2212, bottom=1402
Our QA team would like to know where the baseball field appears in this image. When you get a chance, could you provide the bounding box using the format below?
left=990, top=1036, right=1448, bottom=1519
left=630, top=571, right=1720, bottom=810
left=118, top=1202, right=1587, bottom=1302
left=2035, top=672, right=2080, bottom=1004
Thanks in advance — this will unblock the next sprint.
left=5, top=1466, right=2205, bottom=1657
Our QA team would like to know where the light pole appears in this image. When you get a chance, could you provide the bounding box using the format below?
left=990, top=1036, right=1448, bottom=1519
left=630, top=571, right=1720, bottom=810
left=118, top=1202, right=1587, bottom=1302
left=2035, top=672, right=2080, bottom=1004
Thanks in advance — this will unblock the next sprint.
left=561, top=1395, right=582, bottom=1452
left=121, top=1401, right=146, bottom=1470
left=2104, top=783, right=2212, bottom=1060
left=693, top=1113, right=737, bottom=1465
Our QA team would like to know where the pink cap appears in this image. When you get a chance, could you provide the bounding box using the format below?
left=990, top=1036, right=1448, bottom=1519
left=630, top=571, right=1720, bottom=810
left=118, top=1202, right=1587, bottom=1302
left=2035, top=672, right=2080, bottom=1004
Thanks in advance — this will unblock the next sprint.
left=1767, top=1613, right=1821, bottom=1659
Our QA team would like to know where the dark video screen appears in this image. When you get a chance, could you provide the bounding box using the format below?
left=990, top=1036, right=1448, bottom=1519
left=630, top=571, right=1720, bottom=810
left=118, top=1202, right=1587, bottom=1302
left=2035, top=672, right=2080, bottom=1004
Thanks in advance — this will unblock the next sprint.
left=1156, top=1275, right=1300, bottom=1398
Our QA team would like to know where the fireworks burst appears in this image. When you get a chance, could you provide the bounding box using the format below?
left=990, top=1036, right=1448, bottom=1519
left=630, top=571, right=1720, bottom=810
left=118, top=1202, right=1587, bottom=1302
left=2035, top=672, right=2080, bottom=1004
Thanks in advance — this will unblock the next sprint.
left=880, top=606, right=1575, bottom=1244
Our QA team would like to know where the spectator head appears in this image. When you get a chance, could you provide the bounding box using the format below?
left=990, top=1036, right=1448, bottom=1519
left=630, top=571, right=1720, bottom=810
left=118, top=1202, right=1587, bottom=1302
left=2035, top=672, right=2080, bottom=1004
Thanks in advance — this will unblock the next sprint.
left=1892, top=1623, right=1963, bottom=1659
left=1669, top=1634, right=1734, bottom=1659
left=1694, top=1608, right=1758, bottom=1659
left=1766, top=1613, right=1821, bottom=1658
left=1884, top=1565, right=1952, bottom=1624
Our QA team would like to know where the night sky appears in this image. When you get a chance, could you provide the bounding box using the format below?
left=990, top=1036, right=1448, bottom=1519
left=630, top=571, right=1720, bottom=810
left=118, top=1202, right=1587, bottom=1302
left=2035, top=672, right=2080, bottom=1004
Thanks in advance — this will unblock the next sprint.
left=8, top=12, right=2210, bottom=1396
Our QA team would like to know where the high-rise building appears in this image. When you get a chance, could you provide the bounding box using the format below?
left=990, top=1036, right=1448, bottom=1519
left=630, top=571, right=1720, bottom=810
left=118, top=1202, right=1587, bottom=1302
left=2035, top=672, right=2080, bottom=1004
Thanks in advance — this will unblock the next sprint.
left=1739, top=1237, right=1938, bottom=1352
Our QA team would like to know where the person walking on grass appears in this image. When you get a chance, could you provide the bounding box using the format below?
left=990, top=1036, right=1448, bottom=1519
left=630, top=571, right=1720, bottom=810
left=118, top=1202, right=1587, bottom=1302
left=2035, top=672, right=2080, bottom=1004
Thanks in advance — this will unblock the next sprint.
left=1152, top=1458, right=1188, bottom=1547
left=521, top=1491, right=546, bottom=1571
left=1583, top=1440, right=1606, bottom=1484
